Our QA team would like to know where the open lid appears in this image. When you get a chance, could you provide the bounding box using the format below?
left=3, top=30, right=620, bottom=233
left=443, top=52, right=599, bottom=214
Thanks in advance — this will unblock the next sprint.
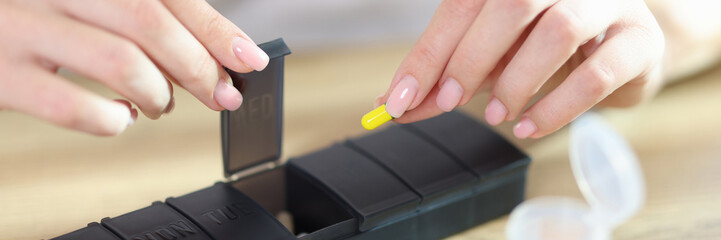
left=569, top=112, right=645, bottom=227
left=506, top=197, right=608, bottom=240
left=221, top=39, right=291, bottom=177
left=506, top=112, right=644, bottom=240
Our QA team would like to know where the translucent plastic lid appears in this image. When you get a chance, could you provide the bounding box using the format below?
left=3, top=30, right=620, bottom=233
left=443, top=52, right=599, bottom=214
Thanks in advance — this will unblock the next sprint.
left=569, top=112, right=645, bottom=227
left=507, top=112, right=645, bottom=240
left=506, top=197, right=608, bottom=240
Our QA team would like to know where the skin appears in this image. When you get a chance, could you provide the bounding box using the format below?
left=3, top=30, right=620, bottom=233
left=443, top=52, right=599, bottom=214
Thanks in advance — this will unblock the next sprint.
left=378, top=0, right=665, bottom=139
left=0, top=0, right=268, bottom=136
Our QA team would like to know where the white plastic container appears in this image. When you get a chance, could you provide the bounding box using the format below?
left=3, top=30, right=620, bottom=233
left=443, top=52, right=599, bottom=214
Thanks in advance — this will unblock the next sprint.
left=506, top=112, right=645, bottom=240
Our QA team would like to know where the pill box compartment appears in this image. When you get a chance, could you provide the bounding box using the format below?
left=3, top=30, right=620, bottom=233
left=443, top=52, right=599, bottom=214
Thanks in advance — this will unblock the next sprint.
left=281, top=111, right=529, bottom=240
left=227, top=115, right=529, bottom=240
left=53, top=223, right=120, bottom=240
left=101, top=202, right=213, bottom=240
left=52, top=39, right=530, bottom=240
left=287, top=144, right=421, bottom=234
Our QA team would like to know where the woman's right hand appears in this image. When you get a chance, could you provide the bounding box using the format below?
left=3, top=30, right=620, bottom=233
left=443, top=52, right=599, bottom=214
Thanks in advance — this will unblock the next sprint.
left=0, top=0, right=269, bottom=136
left=375, top=0, right=664, bottom=139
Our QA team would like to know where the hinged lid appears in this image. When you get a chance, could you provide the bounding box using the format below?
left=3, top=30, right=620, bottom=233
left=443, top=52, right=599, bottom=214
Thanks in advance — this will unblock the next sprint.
left=506, top=112, right=644, bottom=240
left=221, top=38, right=291, bottom=178
left=569, top=112, right=645, bottom=227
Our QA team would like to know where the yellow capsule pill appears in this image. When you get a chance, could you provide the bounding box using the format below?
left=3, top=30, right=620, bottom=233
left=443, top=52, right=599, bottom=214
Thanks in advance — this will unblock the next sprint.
left=361, top=104, right=394, bottom=130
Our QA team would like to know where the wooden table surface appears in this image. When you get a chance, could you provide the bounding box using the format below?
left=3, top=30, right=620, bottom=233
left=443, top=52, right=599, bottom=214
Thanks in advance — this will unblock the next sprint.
left=1, top=43, right=720, bottom=240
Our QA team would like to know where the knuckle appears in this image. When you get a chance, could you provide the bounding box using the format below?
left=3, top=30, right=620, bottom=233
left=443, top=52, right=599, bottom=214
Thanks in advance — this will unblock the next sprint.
left=582, top=63, right=615, bottom=97
left=125, top=0, right=162, bottom=30
left=443, top=0, right=483, bottom=19
left=451, top=51, right=479, bottom=72
left=414, top=43, right=444, bottom=67
left=202, top=11, right=225, bottom=38
left=103, top=41, right=170, bottom=116
left=499, top=0, right=538, bottom=18
left=186, top=55, right=217, bottom=87
left=545, top=5, right=585, bottom=45
left=104, top=41, right=144, bottom=81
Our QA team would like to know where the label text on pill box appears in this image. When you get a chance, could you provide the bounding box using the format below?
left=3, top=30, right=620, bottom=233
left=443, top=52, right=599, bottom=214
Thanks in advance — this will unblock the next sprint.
left=130, top=220, right=197, bottom=240
left=201, top=202, right=257, bottom=225
left=234, top=94, right=274, bottom=124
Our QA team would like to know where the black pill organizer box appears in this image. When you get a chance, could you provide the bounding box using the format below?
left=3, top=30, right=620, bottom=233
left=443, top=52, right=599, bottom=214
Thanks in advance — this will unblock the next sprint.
left=52, top=39, right=530, bottom=240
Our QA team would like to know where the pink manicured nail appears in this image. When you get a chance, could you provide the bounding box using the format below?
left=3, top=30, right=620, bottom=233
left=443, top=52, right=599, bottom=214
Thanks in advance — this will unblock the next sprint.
left=484, top=98, right=508, bottom=126
left=232, top=37, right=270, bottom=71
left=114, top=99, right=132, bottom=109
left=114, top=99, right=137, bottom=127
left=214, top=80, right=243, bottom=111
left=128, top=108, right=138, bottom=127
left=436, top=78, right=463, bottom=112
left=164, top=97, right=175, bottom=114
left=514, top=118, right=537, bottom=139
left=385, top=75, right=419, bottom=118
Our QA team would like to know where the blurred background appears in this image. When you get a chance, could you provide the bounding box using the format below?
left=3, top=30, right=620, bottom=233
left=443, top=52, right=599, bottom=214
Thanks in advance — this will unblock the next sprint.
left=208, top=0, right=442, bottom=52
left=1, top=0, right=721, bottom=239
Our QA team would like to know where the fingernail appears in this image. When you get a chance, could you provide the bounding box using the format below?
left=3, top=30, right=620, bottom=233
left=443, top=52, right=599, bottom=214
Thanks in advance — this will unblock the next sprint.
left=163, top=97, right=175, bottom=114
left=385, top=75, right=419, bottom=118
left=484, top=97, right=508, bottom=126
left=128, top=108, right=138, bottom=127
left=513, top=117, right=537, bottom=139
left=214, top=79, right=243, bottom=111
left=232, top=37, right=270, bottom=71
left=114, top=99, right=132, bottom=109
left=436, top=78, right=463, bottom=112
left=115, top=99, right=137, bottom=128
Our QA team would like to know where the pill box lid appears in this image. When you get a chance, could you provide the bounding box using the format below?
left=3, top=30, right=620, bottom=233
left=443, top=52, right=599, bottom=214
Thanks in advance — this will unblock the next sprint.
left=166, top=182, right=297, bottom=240
left=52, top=222, right=121, bottom=240
left=568, top=112, right=645, bottom=227
left=287, top=144, right=421, bottom=232
left=403, top=110, right=528, bottom=178
left=506, top=113, right=645, bottom=240
left=221, top=38, right=291, bottom=177
left=346, top=125, right=477, bottom=207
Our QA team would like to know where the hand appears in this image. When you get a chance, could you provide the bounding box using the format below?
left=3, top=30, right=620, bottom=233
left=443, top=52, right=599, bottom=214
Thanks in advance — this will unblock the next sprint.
left=0, top=0, right=269, bottom=136
left=376, top=0, right=664, bottom=138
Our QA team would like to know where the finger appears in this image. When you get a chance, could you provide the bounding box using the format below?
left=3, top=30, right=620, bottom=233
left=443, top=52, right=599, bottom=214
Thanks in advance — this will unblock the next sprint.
left=392, top=48, right=511, bottom=124
left=513, top=24, right=664, bottom=139
left=113, top=99, right=140, bottom=125
left=159, top=0, right=268, bottom=73
left=394, top=20, right=529, bottom=123
left=0, top=66, right=133, bottom=136
left=379, top=0, right=486, bottom=118
left=164, top=79, right=176, bottom=114
left=599, top=64, right=663, bottom=107
left=113, top=99, right=132, bottom=109
left=488, top=0, right=623, bottom=126
left=393, top=86, right=444, bottom=124
left=21, top=10, right=171, bottom=119
left=438, top=0, right=556, bottom=113
left=51, top=0, right=233, bottom=111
